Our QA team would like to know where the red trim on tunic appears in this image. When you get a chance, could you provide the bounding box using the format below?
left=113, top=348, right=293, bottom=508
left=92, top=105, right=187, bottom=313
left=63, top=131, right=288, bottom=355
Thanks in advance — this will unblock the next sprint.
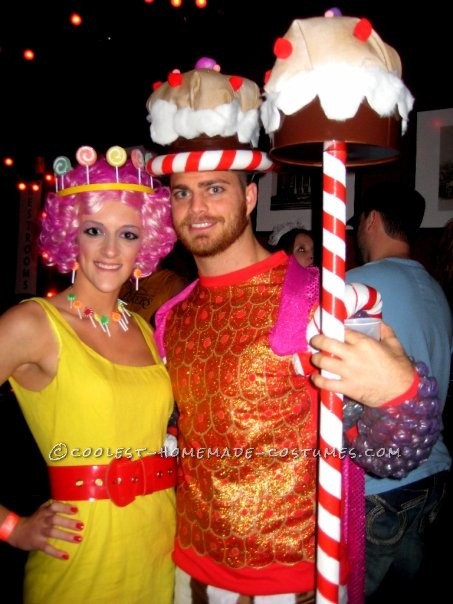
left=199, top=250, right=287, bottom=288
left=173, top=545, right=315, bottom=595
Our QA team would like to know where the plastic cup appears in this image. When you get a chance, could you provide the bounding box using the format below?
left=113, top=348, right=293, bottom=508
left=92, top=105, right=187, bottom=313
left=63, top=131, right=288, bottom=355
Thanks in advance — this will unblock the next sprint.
left=344, top=317, right=381, bottom=340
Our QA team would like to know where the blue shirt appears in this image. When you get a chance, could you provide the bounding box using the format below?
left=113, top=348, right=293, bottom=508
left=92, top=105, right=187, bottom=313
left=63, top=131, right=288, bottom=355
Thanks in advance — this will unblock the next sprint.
left=347, top=258, right=453, bottom=495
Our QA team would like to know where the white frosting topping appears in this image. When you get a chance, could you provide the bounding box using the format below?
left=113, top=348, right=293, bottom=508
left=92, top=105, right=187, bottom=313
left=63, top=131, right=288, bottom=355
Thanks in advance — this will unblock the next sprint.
left=148, top=98, right=261, bottom=147
left=261, top=64, right=414, bottom=134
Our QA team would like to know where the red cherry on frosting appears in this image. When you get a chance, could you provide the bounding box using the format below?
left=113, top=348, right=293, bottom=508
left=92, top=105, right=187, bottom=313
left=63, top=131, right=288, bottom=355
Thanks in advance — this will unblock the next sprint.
left=353, top=18, right=373, bottom=41
left=229, top=76, right=243, bottom=91
left=273, top=37, right=293, bottom=59
left=168, top=71, right=183, bottom=87
left=152, top=81, right=163, bottom=91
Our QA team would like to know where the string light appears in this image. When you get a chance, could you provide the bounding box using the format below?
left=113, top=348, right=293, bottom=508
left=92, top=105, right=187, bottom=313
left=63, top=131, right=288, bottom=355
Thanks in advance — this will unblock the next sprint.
left=144, top=0, right=207, bottom=4
left=70, top=13, right=83, bottom=27
left=16, top=182, right=42, bottom=192
left=23, top=49, right=35, bottom=61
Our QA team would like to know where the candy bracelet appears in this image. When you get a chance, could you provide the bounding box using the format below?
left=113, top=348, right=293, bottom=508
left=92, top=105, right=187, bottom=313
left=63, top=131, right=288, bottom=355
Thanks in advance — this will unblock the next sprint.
left=0, top=511, right=20, bottom=541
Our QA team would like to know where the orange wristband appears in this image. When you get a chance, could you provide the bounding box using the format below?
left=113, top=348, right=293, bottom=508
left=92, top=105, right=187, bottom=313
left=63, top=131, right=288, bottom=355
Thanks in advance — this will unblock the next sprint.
left=0, top=512, right=20, bottom=541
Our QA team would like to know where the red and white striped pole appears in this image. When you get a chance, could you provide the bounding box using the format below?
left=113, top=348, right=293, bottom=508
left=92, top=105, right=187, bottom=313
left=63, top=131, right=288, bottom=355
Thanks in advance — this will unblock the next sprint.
left=316, top=140, right=347, bottom=604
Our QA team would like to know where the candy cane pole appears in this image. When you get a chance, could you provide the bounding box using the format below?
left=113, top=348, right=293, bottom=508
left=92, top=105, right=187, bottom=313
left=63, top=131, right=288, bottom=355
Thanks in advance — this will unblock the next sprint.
left=316, top=140, right=347, bottom=604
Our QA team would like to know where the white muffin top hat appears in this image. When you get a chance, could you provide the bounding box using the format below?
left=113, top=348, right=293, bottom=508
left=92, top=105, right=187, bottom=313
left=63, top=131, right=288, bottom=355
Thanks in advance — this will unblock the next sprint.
left=146, top=57, right=274, bottom=176
left=260, top=9, right=415, bottom=167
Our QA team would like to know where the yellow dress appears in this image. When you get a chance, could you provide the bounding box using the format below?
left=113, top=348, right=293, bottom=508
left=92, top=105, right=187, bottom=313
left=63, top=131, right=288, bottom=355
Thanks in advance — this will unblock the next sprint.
left=9, top=298, right=176, bottom=604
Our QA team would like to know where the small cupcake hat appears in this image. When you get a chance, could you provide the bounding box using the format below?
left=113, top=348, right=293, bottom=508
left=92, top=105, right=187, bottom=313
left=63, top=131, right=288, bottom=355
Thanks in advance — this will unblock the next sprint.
left=145, top=58, right=274, bottom=176
left=261, top=11, right=415, bottom=167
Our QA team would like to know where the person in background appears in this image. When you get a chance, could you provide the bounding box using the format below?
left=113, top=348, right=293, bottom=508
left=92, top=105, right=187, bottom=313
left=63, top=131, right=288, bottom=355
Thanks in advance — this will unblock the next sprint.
left=268, top=221, right=316, bottom=267
left=146, top=61, right=442, bottom=604
left=0, top=149, right=177, bottom=604
left=119, top=240, right=197, bottom=328
left=346, top=181, right=453, bottom=602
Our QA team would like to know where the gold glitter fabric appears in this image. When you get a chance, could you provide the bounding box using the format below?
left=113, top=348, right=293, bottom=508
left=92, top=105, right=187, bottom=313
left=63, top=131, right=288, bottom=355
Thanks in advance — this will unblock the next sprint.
left=164, top=257, right=318, bottom=569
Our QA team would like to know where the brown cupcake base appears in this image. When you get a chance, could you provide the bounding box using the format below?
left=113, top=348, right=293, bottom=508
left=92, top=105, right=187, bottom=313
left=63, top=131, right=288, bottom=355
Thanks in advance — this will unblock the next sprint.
left=269, top=98, right=401, bottom=168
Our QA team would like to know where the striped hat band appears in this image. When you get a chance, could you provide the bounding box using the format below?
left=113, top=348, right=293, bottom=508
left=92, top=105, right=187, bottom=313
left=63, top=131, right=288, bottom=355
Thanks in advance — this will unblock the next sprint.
left=146, top=149, right=274, bottom=176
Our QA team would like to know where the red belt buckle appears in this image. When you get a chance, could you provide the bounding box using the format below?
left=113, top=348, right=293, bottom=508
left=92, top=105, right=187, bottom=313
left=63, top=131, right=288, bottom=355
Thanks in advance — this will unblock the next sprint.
left=106, top=456, right=144, bottom=507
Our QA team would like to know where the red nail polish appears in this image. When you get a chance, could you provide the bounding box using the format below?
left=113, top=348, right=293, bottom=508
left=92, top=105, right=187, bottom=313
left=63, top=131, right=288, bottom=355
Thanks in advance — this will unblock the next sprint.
left=73, top=535, right=82, bottom=543
left=76, top=522, right=84, bottom=530
left=61, top=553, right=69, bottom=560
left=70, top=506, right=78, bottom=513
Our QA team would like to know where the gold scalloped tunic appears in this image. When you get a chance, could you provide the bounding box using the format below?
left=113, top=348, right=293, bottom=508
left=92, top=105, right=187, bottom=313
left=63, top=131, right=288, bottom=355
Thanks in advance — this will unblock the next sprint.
left=9, top=298, right=176, bottom=604
left=164, top=254, right=318, bottom=593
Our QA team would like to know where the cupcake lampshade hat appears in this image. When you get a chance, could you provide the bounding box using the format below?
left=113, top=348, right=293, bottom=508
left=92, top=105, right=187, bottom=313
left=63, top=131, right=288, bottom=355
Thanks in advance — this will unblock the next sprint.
left=261, top=10, right=415, bottom=166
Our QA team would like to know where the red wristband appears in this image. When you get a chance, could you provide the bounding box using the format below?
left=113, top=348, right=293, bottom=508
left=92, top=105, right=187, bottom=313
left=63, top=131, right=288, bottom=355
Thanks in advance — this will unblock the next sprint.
left=379, top=369, right=420, bottom=408
left=0, top=512, right=20, bottom=541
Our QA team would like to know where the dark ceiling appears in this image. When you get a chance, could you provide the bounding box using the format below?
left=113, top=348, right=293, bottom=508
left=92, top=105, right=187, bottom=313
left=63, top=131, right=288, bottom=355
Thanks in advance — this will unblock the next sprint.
left=0, top=0, right=450, bottom=177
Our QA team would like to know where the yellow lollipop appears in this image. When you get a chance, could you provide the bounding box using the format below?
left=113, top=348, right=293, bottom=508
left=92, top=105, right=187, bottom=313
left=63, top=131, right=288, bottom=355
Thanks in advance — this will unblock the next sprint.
left=106, top=146, right=127, bottom=168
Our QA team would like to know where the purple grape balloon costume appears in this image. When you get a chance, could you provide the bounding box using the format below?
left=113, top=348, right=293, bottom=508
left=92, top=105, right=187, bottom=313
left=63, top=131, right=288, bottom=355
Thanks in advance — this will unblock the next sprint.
left=343, top=360, right=440, bottom=478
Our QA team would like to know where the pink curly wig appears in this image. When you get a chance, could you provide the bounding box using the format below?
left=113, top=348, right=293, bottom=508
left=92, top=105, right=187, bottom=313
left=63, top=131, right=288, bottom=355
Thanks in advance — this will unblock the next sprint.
left=39, top=156, right=176, bottom=277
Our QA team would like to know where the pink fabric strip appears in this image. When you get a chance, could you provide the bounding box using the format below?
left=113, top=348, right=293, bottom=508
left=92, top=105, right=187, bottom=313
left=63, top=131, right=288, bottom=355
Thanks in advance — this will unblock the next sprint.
left=154, top=279, right=199, bottom=359
left=343, top=457, right=365, bottom=604
left=269, top=256, right=320, bottom=355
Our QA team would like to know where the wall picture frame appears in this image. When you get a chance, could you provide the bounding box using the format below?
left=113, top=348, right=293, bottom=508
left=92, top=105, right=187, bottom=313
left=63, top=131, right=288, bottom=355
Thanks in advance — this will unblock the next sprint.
left=256, top=169, right=355, bottom=232
left=416, top=108, right=453, bottom=228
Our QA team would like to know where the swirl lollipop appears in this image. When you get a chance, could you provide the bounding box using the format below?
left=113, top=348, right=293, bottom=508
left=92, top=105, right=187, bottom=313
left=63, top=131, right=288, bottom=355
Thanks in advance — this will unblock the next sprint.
left=106, top=146, right=127, bottom=182
left=75, top=146, right=97, bottom=183
left=75, top=146, right=97, bottom=166
left=131, top=148, right=145, bottom=184
left=53, top=156, right=72, bottom=175
left=144, top=152, right=155, bottom=188
left=131, top=148, right=145, bottom=169
left=53, top=156, right=72, bottom=191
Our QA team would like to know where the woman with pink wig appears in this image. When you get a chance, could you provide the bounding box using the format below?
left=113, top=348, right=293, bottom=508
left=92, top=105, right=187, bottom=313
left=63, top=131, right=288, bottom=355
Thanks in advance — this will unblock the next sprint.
left=0, top=148, right=177, bottom=603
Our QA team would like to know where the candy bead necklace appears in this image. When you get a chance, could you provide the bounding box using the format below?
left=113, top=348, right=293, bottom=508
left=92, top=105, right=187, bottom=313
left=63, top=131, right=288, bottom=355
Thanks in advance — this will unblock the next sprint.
left=67, top=293, right=130, bottom=336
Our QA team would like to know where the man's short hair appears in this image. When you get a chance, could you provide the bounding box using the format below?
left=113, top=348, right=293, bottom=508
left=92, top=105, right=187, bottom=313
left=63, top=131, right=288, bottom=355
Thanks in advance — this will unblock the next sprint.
left=352, top=181, right=425, bottom=242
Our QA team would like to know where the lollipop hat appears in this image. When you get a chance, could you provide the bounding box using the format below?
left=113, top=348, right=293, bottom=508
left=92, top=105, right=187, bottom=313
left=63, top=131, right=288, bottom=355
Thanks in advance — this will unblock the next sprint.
left=145, top=59, right=274, bottom=176
left=53, top=145, right=154, bottom=195
left=261, top=12, right=415, bottom=167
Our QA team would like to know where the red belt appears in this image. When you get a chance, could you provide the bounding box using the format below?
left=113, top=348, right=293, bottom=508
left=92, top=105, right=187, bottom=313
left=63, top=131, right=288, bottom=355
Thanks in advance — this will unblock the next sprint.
left=49, top=454, right=177, bottom=507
